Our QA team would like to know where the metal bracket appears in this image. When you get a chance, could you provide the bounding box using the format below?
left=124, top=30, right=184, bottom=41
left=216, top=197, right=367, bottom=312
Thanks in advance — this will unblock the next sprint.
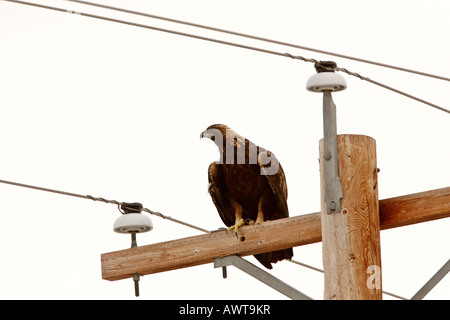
left=322, top=91, right=344, bottom=214
left=214, top=255, right=312, bottom=300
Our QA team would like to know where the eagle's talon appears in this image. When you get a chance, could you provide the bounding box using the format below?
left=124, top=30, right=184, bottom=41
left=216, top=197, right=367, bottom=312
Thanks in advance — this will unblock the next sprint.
left=244, top=219, right=255, bottom=226
left=255, top=217, right=265, bottom=225
left=227, top=218, right=245, bottom=238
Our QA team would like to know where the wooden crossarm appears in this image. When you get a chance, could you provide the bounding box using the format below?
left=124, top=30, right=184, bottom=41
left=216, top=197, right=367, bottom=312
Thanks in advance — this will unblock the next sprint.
left=101, top=187, right=450, bottom=281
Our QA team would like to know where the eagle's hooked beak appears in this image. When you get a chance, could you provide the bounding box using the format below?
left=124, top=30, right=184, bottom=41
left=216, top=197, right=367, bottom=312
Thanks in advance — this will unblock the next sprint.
left=200, top=130, right=215, bottom=141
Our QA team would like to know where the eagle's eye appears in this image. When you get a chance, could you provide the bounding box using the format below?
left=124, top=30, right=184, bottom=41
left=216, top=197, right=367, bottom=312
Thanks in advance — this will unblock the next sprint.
left=211, top=136, right=216, bottom=141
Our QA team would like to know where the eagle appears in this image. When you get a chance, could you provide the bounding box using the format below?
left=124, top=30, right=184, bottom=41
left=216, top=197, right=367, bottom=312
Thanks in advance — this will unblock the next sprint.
left=200, top=124, right=293, bottom=269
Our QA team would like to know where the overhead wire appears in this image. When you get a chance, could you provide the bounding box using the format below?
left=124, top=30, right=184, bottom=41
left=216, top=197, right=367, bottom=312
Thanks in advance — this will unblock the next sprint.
left=331, top=65, right=450, bottom=115
left=0, top=178, right=211, bottom=234
left=1, top=1, right=449, bottom=209
left=287, top=259, right=408, bottom=300
left=4, top=0, right=450, bottom=115
left=63, top=0, right=450, bottom=83
left=3, top=0, right=299, bottom=60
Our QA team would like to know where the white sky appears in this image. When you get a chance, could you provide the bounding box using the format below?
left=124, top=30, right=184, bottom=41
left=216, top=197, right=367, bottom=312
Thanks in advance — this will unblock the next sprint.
left=0, top=0, right=449, bottom=300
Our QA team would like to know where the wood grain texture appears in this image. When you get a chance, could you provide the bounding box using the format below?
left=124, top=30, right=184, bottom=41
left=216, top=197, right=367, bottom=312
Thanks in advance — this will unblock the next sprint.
left=320, top=135, right=382, bottom=300
left=380, top=187, right=450, bottom=229
left=101, top=189, right=449, bottom=282
left=101, top=212, right=321, bottom=281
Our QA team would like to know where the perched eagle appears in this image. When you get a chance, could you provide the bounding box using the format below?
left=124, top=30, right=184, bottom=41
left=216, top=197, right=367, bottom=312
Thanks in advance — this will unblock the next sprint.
left=200, top=124, right=293, bottom=269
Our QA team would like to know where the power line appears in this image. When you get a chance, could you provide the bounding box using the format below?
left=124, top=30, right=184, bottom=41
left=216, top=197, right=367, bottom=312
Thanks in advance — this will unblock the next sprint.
left=63, top=0, right=450, bottom=83
left=334, top=66, right=450, bottom=115
left=4, top=0, right=450, bottom=116
left=287, top=259, right=408, bottom=300
left=4, top=0, right=297, bottom=60
left=289, top=56, right=450, bottom=115
left=0, top=178, right=211, bottom=234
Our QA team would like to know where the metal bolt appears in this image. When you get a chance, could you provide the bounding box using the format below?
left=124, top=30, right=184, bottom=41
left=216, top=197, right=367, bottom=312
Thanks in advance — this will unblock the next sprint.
left=132, top=274, right=141, bottom=297
left=131, top=231, right=137, bottom=248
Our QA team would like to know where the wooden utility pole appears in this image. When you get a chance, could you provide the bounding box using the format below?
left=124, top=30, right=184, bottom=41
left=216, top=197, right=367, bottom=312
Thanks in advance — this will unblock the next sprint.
left=320, top=135, right=382, bottom=300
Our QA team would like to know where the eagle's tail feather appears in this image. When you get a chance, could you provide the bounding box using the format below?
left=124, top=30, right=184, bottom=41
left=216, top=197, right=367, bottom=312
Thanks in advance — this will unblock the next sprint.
left=254, top=248, right=293, bottom=270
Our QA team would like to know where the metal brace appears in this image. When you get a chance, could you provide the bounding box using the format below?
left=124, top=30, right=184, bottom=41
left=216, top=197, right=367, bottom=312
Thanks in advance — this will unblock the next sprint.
left=410, top=259, right=450, bottom=300
left=322, top=90, right=344, bottom=214
left=214, top=255, right=312, bottom=300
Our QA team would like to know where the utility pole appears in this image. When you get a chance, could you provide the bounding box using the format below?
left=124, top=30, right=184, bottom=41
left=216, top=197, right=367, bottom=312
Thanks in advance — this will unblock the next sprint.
left=101, top=61, right=450, bottom=298
left=320, top=135, right=382, bottom=299
left=308, top=62, right=381, bottom=299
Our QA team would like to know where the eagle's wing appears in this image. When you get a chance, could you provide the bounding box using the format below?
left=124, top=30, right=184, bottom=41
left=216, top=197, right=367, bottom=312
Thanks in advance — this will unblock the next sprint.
left=207, top=162, right=235, bottom=227
left=257, top=150, right=289, bottom=218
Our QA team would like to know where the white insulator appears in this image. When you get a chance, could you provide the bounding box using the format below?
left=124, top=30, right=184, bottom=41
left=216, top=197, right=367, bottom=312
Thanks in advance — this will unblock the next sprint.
left=306, top=72, right=347, bottom=92
left=113, top=213, right=153, bottom=233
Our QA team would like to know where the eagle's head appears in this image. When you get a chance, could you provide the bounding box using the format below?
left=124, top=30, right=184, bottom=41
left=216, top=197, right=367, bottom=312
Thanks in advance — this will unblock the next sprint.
left=200, top=124, right=229, bottom=140
left=201, top=124, right=242, bottom=163
left=200, top=124, right=279, bottom=174
left=200, top=124, right=235, bottom=146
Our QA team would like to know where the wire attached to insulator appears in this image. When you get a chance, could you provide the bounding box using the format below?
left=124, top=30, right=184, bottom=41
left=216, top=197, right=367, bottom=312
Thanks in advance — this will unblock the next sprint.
left=0, top=178, right=211, bottom=234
